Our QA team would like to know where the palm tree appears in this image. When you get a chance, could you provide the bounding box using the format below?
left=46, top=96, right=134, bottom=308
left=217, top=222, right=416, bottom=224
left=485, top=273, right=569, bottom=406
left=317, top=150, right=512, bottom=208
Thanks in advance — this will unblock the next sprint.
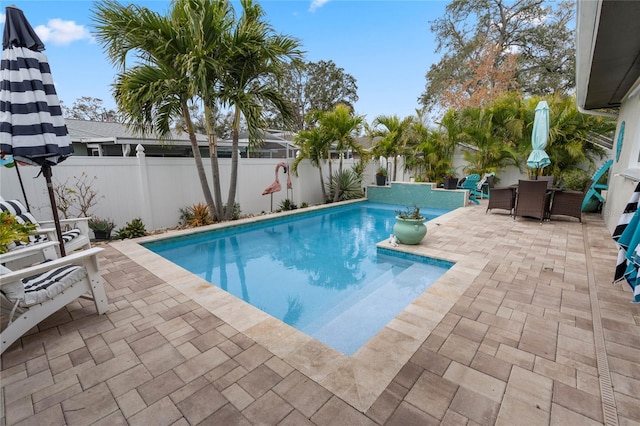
left=292, top=126, right=333, bottom=202
left=410, top=123, right=455, bottom=183
left=370, top=115, right=415, bottom=181
left=91, top=0, right=224, bottom=217
left=178, top=0, right=235, bottom=221
left=540, top=95, right=612, bottom=180
left=217, top=0, right=302, bottom=219
left=316, top=104, right=364, bottom=202
left=458, top=105, right=519, bottom=175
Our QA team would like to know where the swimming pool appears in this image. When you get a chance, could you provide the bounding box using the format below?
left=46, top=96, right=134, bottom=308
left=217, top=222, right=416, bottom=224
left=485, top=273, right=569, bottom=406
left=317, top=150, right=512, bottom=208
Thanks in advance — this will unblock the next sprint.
left=144, top=202, right=452, bottom=354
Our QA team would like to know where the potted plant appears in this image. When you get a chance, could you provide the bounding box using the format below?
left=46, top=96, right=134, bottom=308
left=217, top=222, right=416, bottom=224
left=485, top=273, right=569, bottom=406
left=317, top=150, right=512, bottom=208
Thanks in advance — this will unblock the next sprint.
left=89, top=217, right=115, bottom=240
left=392, top=205, right=427, bottom=244
left=375, top=167, right=387, bottom=186
left=0, top=211, right=36, bottom=253
left=443, top=173, right=458, bottom=190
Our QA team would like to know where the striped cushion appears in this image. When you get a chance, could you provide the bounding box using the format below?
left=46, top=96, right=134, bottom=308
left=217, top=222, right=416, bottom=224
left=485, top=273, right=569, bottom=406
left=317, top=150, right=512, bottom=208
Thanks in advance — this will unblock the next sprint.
left=0, top=199, right=39, bottom=225
left=0, top=199, right=82, bottom=248
left=14, top=265, right=87, bottom=307
left=62, top=229, right=81, bottom=243
left=1, top=199, right=46, bottom=247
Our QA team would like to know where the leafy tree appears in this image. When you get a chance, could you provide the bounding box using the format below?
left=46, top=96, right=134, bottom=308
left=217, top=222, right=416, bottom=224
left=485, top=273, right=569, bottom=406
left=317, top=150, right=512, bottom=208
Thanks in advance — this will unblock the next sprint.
left=264, top=60, right=359, bottom=132
left=421, top=0, right=575, bottom=112
left=62, top=96, right=119, bottom=122
left=439, top=37, right=519, bottom=109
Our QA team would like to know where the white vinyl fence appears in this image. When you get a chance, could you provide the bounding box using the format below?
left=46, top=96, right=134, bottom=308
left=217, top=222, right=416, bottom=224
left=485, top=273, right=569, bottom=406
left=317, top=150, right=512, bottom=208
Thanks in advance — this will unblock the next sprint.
left=1, top=145, right=367, bottom=231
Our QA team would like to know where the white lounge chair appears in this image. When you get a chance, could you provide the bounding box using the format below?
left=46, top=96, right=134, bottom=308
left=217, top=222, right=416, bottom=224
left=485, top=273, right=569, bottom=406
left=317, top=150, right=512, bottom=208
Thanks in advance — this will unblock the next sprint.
left=0, top=198, right=91, bottom=267
left=0, top=242, right=108, bottom=354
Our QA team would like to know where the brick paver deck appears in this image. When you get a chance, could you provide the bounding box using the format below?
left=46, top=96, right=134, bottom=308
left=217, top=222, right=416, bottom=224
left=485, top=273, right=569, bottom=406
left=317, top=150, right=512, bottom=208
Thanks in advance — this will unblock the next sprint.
left=1, top=201, right=639, bottom=425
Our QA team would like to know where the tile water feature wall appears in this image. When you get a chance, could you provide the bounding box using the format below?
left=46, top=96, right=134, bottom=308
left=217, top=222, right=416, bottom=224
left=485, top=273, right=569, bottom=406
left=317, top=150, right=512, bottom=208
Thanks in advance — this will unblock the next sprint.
left=366, top=182, right=468, bottom=210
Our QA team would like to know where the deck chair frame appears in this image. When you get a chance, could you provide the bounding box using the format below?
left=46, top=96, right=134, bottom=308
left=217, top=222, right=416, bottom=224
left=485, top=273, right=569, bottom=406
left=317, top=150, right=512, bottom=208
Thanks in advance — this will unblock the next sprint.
left=1, top=244, right=107, bottom=354
left=0, top=198, right=92, bottom=268
left=582, top=160, right=613, bottom=211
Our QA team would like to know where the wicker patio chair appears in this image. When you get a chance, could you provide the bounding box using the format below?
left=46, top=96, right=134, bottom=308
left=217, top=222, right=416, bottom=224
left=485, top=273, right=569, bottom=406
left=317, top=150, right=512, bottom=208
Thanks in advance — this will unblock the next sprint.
left=486, top=187, right=516, bottom=215
left=549, top=180, right=592, bottom=223
left=537, top=175, right=555, bottom=190
left=514, top=179, right=551, bottom=222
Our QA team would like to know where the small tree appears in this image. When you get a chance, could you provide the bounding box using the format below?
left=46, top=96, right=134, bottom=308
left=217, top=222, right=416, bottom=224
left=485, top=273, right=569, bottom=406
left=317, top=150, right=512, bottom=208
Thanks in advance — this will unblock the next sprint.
left=54, top=172, right=102, bottom=219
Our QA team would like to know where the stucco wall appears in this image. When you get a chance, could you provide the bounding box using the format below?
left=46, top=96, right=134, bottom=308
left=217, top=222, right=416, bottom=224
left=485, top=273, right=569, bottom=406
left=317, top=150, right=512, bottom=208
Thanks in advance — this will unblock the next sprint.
left=602, top=86, right=640, bottom=233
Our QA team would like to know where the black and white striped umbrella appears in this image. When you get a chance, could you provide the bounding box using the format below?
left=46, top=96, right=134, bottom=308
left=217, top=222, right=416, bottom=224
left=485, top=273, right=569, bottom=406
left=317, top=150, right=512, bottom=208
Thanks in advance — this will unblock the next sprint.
left=612, top=182, right=640, bottom=303
left=0, top=5, right=73, bottom=256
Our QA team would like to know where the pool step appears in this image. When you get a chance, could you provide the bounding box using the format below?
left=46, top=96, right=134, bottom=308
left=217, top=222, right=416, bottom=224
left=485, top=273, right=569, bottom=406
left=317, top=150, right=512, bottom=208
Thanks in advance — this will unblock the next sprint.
left=302, top=263, right=439, bottom=354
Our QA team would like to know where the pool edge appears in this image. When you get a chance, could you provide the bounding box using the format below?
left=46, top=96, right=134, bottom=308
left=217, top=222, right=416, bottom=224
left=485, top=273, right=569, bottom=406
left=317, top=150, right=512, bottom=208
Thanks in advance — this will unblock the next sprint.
left=109, top=205, right=486, bottom=412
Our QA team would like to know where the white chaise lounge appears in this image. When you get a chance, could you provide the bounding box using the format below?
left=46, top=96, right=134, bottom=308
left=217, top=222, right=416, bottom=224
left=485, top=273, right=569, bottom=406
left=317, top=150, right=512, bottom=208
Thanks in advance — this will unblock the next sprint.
left=0, top=242, right=108, bottom=354
left=0, top=198, right=91, bottom=267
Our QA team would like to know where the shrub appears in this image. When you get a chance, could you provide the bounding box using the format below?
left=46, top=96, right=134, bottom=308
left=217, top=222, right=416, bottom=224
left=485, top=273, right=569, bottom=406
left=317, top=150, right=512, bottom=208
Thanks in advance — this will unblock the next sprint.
left=327, top=169, right=364, bottom=201
left=279, top=199, right=297, bottom=211
left=223, top=202, right=241, bottom=220
left=559, top=169, right=591, bottom=191
left=88, top=217, right=115, bottom=233
left=181, top=203, right=212, bottom=227
left=115, top=218, right=147, bottom=239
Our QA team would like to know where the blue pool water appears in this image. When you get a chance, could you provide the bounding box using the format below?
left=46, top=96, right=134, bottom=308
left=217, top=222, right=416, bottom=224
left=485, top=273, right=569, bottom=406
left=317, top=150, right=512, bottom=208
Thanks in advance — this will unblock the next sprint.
left=144, top=202, right=452, bottom=354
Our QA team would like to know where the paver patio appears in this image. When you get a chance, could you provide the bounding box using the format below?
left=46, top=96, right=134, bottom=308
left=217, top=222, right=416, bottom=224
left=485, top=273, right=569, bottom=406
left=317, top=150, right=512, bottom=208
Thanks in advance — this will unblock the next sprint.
left=1, top=200, right=639, bottom=425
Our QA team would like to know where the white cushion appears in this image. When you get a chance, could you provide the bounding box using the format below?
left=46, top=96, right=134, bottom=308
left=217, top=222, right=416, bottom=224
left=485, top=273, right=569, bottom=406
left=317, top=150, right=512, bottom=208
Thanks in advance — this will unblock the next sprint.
left=1, top=264, right=87, bottom=307
left=0, top=265, right=24, bottom=302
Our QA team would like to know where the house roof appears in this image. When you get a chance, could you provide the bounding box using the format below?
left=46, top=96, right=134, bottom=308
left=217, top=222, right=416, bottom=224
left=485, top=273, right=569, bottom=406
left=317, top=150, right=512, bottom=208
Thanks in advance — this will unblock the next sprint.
left=576, top=0, right=640, bottom=110
left=65, top=119, right=208, bottom=146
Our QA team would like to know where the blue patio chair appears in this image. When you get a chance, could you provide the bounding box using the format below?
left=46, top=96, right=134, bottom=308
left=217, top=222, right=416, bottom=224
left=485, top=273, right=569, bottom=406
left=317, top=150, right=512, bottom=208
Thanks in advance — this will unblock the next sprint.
left=582, top=160, right=613, bottom=211
left=458, top=174, right=481, bottom=204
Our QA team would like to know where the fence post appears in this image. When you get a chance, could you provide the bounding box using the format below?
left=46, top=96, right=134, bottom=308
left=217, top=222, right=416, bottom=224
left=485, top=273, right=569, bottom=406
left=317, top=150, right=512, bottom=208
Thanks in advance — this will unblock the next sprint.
left=136, top=144, right=154, bottom=229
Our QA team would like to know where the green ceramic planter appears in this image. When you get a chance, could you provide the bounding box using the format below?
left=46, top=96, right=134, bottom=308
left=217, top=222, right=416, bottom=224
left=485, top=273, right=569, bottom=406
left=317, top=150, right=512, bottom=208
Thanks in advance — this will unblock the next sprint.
left=392, top=216, right=427, bottom=245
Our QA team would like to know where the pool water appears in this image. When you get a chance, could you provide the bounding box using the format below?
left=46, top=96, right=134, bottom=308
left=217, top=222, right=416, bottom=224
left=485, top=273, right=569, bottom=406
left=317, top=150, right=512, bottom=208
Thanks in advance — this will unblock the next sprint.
left=144, top=202, right=452, bottom=354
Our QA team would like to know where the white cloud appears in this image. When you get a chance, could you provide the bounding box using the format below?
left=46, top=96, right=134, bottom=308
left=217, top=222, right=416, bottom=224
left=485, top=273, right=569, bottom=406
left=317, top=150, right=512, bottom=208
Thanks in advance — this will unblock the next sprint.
left=34, top=19, right=91, bottom=46
left=309, top=0, right=330, bottom=13
left=0, top=13, right=5, bottom=24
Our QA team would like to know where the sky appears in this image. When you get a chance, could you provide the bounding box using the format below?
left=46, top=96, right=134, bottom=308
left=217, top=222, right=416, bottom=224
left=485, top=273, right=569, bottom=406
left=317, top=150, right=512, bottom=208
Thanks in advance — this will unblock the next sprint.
left=1, top=0, right=449, bottom=123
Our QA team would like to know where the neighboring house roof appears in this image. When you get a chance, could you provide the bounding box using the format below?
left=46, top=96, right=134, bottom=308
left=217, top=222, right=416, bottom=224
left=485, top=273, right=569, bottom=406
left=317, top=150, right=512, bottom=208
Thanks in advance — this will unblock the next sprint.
left=65, top=119, right=208, bottom=146
left=576, top=1, right=640, bottom=110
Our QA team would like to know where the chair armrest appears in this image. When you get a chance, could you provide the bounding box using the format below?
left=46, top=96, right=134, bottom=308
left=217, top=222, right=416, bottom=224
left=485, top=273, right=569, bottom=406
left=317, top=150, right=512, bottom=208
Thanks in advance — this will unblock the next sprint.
left=0, top=247, right=104, bottom=285
left=40, top=217, right=90, bottom=235
left=0, top=241, right=60, bottom=265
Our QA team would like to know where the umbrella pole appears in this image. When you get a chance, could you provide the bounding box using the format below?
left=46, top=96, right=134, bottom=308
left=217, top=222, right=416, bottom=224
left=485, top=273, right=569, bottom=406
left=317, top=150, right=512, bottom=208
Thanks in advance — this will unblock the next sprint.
left=14, top=162, right=30, bottom=211
left=42, top=164, right=66, bottom=257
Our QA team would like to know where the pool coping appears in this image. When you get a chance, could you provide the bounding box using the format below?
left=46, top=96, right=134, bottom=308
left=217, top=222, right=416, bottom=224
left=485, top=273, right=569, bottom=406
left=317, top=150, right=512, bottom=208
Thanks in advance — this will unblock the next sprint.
left=111, top=200, right=485, bottom=412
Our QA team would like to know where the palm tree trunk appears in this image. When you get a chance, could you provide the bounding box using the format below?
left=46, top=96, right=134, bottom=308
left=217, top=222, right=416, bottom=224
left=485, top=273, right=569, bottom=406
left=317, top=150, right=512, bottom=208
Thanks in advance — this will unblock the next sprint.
left=182, top=101, right=215, bottom=215
left=333, top=150, right=343, bottom=202
left=225, top=107, right=241, bottom=220
left=327, top=156, right=333, bottom=202
left=393, top=156, right=398, bottom=181
left=204, top=103, right=224, bottom=221
left=318, top=164, right=327, bottom=201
